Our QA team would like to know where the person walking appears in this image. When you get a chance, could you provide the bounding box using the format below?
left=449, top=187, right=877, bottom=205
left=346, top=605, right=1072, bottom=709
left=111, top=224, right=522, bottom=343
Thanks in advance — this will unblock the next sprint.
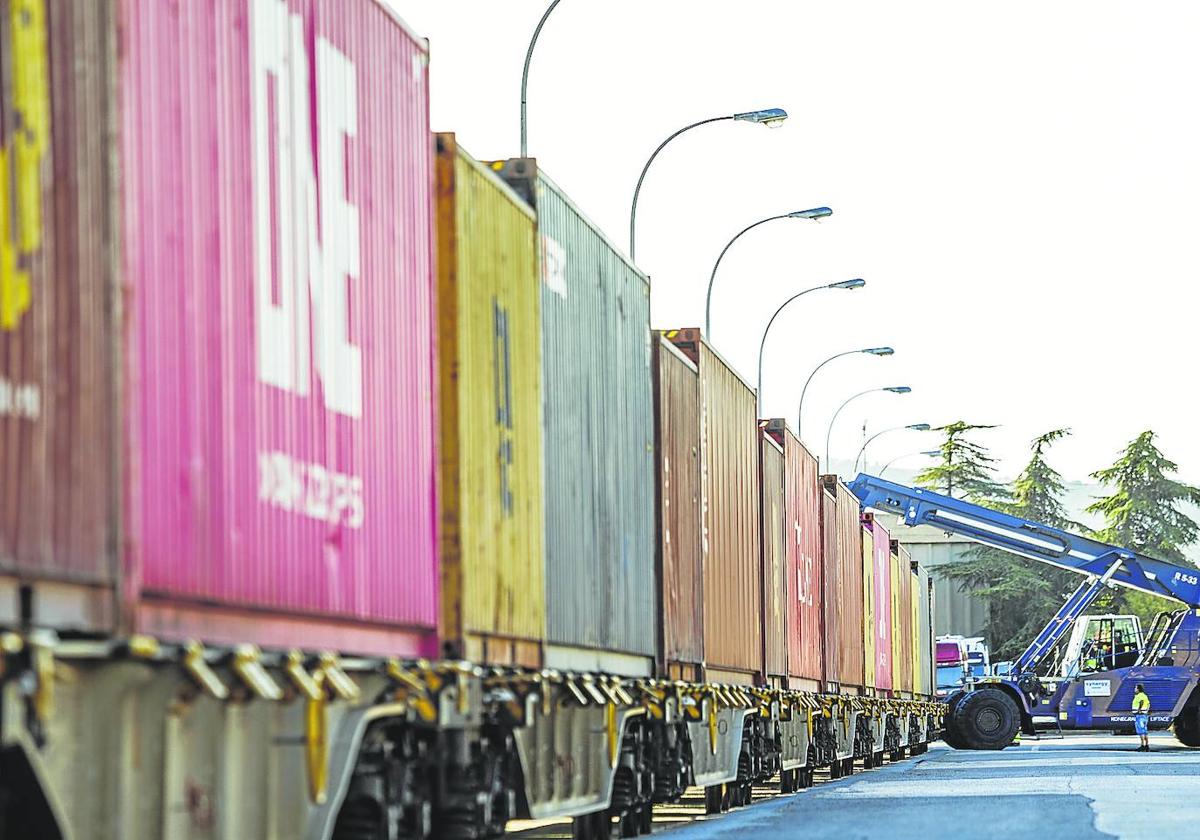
left=1133, top=683, right=1151, bottom=751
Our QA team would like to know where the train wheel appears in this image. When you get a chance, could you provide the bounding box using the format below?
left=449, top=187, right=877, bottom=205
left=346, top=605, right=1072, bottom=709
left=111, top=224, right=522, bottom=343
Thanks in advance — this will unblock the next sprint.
left=703, top=785, right=722, bottom=815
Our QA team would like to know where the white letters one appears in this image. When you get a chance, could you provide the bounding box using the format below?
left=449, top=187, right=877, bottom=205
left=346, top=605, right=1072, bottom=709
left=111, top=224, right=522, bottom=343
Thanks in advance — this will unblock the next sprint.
left=251, top=0, right=362, bottom=419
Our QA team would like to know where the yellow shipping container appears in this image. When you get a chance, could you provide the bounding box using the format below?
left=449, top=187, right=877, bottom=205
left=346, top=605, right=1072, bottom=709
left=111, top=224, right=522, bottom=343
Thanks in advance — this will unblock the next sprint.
left=912, top=562, right=922, bottom=694
left=435, top=134, right=545, bottom=667
left=861, top=527, right=875, bottom=688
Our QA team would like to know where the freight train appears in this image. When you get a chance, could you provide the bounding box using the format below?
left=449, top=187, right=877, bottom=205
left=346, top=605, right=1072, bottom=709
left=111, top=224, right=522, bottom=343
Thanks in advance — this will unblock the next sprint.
left=0, top=2, right=941, bottom=838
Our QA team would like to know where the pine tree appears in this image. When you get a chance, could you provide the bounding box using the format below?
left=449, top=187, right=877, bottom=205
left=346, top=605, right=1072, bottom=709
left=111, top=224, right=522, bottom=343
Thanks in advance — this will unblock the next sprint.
left=938, top=429, right=1079, bottom=659
left=1087, top=431, right=1200, bottom=623
left=915, top=421, right=1008, bottom=503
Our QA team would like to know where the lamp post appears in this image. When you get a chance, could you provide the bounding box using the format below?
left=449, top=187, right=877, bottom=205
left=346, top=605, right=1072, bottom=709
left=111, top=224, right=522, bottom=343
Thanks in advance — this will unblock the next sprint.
left=520, top=0, right=568, bottom=157
left=705, top=207, right=832, bottom=339
left=825, top=386, right=911, bottom=470
left=628, top=108, right=788, bottom=262
left=880, top=450, right=942, bottom=477
left=756, top=280, right=864, bottom=417
left=853, top=423, right=931, bottom=473
left=796, top=347, right=894, bottom=436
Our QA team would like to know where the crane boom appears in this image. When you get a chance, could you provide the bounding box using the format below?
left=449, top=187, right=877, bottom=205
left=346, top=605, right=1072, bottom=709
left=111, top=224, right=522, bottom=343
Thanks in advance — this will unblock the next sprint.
left=847, top=473, right=1200, bottom=608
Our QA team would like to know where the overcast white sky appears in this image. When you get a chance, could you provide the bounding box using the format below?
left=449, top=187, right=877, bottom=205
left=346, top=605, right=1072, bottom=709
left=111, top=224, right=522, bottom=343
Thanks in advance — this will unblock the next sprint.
left=391, top=1, right=1200, bottom=485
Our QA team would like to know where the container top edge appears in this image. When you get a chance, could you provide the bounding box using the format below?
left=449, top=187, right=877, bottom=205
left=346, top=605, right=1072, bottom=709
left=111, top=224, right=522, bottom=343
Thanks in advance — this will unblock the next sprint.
left=450, top=139, right=537, bottom=222
left=535, top=168, right=650, bottom=290
left=368, top=0, right=430, bottom=52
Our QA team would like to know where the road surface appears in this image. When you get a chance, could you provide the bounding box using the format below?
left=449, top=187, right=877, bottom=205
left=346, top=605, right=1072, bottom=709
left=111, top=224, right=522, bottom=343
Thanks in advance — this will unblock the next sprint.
left=509, top=731, right=1198, bottom=839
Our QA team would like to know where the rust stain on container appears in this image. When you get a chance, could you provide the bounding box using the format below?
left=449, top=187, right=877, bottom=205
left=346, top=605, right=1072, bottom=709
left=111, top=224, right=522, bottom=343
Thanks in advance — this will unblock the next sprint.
left=654, top=335, right=702, bottom=671
left=435, top=135, right=544, bottom=664
left=0, top=0, right=118, bottom=630
left=758, top=424, right=787, bottom=678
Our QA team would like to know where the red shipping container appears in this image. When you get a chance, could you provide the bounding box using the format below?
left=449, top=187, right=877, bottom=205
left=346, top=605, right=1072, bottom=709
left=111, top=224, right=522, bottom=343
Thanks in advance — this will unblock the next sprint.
left=765, top=420, right=822, bottom=688
left=866, top=513, right=893, bottom=691
left=2, top=0, right=440, bottom=654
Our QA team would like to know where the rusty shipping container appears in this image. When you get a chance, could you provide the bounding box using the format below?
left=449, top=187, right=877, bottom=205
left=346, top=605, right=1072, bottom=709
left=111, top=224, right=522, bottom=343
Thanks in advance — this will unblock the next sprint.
left=821, top=476, right=865, bottom=690
left=435, top=135, right=544, bottom=667
left=759, top=424, right=787, bottom=681
left=654, top=336, right=703, bottom=679
left=493, top=161, right=655, bottom=675
left=1, top=0, right=442, bottom=654
left=765, top=420, right=822, bottom=688
left=0, top=0, right=117, bottom=631
left=669, top=329, right=761, bottom=683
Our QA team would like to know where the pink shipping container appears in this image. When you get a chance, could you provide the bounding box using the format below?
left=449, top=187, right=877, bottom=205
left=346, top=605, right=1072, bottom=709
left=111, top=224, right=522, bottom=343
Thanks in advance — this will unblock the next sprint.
left=864, top=513, right=893, bottom=692
left=0, top=0, right=440, bottom=654
left=765, top=420, right=823, bottom=689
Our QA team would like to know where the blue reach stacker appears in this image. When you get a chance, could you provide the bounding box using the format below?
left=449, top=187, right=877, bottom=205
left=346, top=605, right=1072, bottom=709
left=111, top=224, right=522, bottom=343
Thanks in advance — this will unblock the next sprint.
left=848, top=473, right=1200, bottom=750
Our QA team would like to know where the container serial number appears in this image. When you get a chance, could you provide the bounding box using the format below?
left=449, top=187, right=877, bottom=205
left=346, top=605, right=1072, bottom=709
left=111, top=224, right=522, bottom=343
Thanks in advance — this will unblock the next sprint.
left=258, top=451, right=364, bottom=528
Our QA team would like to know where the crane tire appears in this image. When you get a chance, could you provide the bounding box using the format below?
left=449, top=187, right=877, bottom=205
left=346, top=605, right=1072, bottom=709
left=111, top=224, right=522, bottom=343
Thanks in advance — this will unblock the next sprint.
left=953, top=688, right=1019, bottom=751
left=1173, top=709, right=1200, bottom=747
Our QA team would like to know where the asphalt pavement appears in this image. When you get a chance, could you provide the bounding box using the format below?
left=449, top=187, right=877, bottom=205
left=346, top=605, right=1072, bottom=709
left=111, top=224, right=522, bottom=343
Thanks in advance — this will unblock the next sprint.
left=510, top=731, right=1199, bottom=839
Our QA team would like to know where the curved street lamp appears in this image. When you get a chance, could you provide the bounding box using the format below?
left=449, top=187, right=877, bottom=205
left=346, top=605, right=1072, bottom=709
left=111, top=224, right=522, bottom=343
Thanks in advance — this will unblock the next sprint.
left=825, top=386, right=911, bottom=469
left=796, top=347, right=894, bottom=436
left=756, top=279, right=865, bottom=416
left=853, top=423, right=932, bottom=473
left=629, top=108, right=789, bottom=262
left=880, top=450, right=942, bottom=478
left=705, top=207, right=833, bottom=339
left=520, top=0, right=568, bottom=156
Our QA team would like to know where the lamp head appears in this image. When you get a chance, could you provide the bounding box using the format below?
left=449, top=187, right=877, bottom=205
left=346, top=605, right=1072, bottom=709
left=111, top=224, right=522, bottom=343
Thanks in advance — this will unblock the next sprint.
left=790, top=206, right=833, bottom=220
left=921, top=450, right=941, bottom=457
left=886, top=386, right=912, bottom=394
left=829, top=278, right=865, bottom=290
left=863, top=346, right=894, bottom=356
left=733, top=107, right=789, bottom=128
left=907, top=423, right=932, bottom=431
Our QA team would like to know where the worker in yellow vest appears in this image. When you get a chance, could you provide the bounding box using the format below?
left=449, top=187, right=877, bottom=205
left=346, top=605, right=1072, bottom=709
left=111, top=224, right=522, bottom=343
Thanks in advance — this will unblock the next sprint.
left=1133, top=683, right=1151, bottom=751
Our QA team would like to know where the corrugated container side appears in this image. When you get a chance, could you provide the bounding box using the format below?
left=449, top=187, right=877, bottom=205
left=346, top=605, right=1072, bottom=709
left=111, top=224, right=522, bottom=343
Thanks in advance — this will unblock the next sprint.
left=767, top=421, right=822, bottom=685
left=434, top=136, right=544, bottom=665
left=861, top=527, right=875, bottom=688
left=896, top=543, right=914, bottom=693
left=0, top=0, right=118, bottom=630
left=870, top=515, right=893, bottom=691
left=492, top=162, right=655, bottom=665
left=820, top=486, right=841, bottom=685
left=121, top=0, right=439, bottom=653
left=655, top=337, right=703, bottom=675
left=759, top=426, right=787, bottom=679
left=906, top=548, right=919, bottom=695
left=919, top=567, right=934, bottom=696
left=824, top=476, right=864, bottom=690
left=669, top=329, right=761, bottom=678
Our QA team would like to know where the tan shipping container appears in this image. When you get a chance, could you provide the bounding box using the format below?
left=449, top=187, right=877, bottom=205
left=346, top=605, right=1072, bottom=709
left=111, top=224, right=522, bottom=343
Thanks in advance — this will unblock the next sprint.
left=821, top=476, right=866, bottom=690
left=654, top=336, right=703, bottom=679
left=667, top=329, right=761, bottom=682
left=435, top=135, right=544, bottom=666
left=759, top=424, right=787, bottom=681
